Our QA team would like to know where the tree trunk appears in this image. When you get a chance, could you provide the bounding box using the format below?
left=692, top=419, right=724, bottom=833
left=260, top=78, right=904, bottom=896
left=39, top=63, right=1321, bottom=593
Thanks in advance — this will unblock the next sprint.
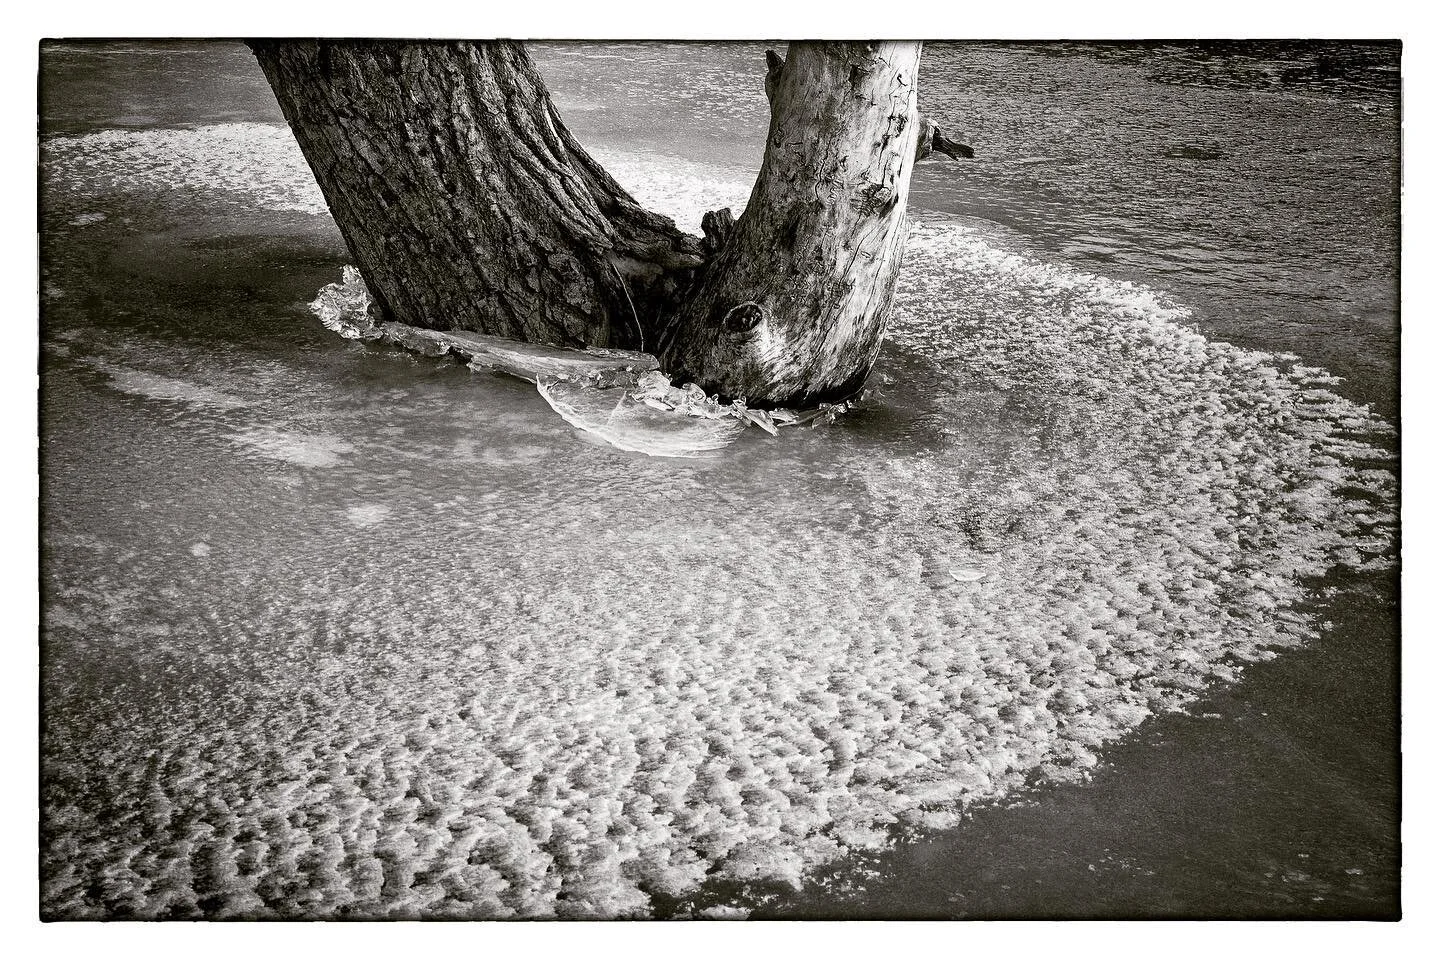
left=250, top=40, right=923, bottom=407
left=249, top=40, right=701, bottom=350
left=658, top=42, right=923, bottom=407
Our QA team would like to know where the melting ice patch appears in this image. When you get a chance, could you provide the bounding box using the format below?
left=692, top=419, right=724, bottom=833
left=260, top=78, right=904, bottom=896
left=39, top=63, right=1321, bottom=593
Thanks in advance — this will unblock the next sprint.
left=42, top=123, right=329, bottom=215
left=94, top=361, right=249, bottom=411
left=42, top=145, right=1395, bottom=917
left=232, top=427, right=355, bottom=468
left=345, top=504, right=392, bottom=528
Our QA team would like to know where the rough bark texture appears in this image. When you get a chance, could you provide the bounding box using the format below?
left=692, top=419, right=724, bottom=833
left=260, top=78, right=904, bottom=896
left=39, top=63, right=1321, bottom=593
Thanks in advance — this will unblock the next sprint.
left=249, top=40, right=701, bottom=350
left=655, top=42, right=924, bottom=406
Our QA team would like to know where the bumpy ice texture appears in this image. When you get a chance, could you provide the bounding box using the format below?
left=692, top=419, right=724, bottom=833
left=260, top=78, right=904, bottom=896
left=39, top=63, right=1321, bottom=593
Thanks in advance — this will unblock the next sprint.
left=42, top=122, right=1396, bottom=918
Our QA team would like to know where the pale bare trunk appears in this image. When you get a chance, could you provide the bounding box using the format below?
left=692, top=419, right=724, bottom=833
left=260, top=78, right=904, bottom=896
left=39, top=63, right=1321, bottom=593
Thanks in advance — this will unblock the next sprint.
left=657, top=42, right=923, bottom=406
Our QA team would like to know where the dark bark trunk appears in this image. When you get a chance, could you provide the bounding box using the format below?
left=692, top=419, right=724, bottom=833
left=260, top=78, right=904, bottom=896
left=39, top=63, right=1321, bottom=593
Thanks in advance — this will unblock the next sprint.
left=251, top=40, right=925, bottom=406
left=916, top=117, right=974, bottom=161
left=249, top=40, right=700, bottom=350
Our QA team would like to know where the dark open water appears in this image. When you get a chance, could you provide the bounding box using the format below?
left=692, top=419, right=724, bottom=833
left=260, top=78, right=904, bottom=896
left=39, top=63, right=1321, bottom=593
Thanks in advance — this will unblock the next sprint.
left=39, top=41, right=1399, bottom=919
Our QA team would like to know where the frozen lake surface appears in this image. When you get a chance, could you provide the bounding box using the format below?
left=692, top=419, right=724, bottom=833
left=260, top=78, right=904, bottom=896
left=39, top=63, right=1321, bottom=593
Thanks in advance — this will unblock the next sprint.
left=39, top=41, right=1398, bottom=918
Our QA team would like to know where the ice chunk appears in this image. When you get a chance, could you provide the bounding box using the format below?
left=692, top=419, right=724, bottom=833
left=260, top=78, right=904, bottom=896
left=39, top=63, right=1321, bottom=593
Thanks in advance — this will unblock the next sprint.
left=537, top=380, right=746, bottom=458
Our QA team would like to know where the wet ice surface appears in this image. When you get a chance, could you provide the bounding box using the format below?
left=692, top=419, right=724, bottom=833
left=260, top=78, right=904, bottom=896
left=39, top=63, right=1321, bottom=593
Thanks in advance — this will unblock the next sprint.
left=44, top=124, right=330, bottom=216
left=40, top=64, right=1397, bottom=918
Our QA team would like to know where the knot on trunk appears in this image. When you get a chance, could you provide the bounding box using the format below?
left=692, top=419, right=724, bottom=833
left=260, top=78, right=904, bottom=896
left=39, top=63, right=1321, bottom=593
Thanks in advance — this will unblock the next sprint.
left=701, top=207, right=738, bottom=256
left=722, top=301, right=766, bottom=336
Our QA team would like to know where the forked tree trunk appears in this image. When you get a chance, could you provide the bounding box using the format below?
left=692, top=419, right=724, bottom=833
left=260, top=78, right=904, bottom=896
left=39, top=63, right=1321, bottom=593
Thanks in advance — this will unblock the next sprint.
left=250, top=40, right=923, bottom=407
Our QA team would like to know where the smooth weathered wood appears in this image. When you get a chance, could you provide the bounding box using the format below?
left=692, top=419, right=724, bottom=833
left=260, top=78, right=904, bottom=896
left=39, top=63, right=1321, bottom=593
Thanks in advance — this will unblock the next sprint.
left=378, top=323, right=659, bottom=382
left=249, top=40, right=701, bottom=350
left=655, top=42, right=925, bottom=407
